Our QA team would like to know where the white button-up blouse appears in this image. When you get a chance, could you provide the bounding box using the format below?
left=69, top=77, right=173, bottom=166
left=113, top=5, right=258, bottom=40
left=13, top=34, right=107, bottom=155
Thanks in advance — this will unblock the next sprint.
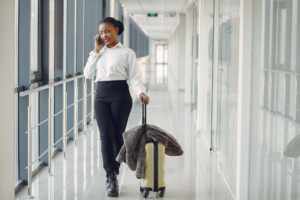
left=83, top=42, right=146, bottom=97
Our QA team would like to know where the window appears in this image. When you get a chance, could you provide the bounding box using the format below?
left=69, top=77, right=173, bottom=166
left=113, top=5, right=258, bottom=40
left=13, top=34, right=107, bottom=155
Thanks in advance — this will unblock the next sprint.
left=30, top=0, right=42, bottom=84
left=155, top=45, right=168, bottom=83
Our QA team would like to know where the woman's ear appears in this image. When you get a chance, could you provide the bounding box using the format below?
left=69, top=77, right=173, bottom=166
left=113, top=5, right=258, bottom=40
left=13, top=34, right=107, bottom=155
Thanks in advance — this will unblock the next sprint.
left=115, top=27, right=119, bottom=35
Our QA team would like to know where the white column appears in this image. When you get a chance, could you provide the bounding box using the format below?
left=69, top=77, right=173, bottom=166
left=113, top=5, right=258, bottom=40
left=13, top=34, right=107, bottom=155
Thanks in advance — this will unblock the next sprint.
left=178, top=14, right=186, bottom=91
left=0, top=0, right=15, bottom=199
left=110, top=0, right=119, bottom=19
left=123, top=9, right=130, bottom=47
left=211, top=0, right=220, bottom=151
left=184, top=7, right=193, bottom=104
left=236, top=0, right=253, bottom=199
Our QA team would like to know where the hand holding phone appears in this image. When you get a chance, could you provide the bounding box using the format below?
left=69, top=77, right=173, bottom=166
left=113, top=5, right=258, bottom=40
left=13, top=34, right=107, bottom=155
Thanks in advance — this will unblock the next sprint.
left=97, top=36, right=103, bottom=45
left=94, top=34, right=103, bottom=53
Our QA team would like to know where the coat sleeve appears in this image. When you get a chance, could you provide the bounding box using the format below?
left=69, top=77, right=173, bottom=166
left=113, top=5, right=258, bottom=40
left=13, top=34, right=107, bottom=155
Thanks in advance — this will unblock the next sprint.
left=116, top=145, right=127, bottom=163
left=135, top=135, right=146, bottom=179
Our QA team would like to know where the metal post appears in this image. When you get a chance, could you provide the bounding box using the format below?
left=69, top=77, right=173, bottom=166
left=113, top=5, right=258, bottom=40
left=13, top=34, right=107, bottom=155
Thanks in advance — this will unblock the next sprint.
left=48, top=88, right=53, bottom=176
left=268, top=71, right=272, bottom=111
left=83, top=78, right=87, bottom=134
left=27, top=94, right=34, bottom=199
left=74, top=79, right=78, bottom=146
left=282, top=73, right=286, bottom=116
left=294, top=77, right=298, bottom=121
left=97, top=123, right=100, bottom=169
left=63, top=83, right=67, bottom=158
left=91, top=78, right=94, bottom=129
left=262, top=70, right=265, bottom=106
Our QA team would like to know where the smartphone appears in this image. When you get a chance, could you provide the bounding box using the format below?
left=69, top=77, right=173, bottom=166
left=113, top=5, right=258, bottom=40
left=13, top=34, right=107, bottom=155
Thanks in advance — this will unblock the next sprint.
left=97, top=36, right=103, bottom=45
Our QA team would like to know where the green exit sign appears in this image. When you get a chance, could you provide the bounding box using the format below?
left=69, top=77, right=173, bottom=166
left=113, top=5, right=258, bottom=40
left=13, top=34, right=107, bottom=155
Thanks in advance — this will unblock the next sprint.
left=148, top=13, right=158, bottom=17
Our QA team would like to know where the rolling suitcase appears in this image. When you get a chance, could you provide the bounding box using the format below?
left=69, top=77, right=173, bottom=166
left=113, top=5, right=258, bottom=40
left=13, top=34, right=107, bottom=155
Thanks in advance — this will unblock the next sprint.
left=140, top=99, right=166, bottom=198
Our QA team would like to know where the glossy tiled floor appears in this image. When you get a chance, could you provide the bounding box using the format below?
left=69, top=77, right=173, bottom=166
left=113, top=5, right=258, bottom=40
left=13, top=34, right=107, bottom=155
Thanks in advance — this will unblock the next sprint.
left=15, top=77, right=206, bottom=200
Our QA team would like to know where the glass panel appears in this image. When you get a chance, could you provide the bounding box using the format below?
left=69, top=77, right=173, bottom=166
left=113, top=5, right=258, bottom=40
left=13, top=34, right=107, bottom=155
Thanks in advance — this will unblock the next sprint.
left=164, top=46, right=168, bottom=63
left=155, top=64, right=168, bottom=84
left=30, top=0, right=38, bottom=72
left=199, top=0, right=214, bottom=146
left=156, top=45, right=164, bottom=63
left=155, top=44, right=168, bottom=84
left=279, top=8, right=286, bottom=65
left=250, top=0, right=300, bottom=199
left=216, top=0, right=240, bottom=194
left=15, top=94, right=18, bottom=182
left=191, top=5, right=199, bottom=114
left=49, top=0, right=55, bottom=79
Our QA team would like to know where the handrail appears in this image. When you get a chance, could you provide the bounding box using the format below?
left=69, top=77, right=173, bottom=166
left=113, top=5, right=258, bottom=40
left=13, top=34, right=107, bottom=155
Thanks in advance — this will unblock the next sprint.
left=19, top=74, right=85, bottom=97
left=19, top=75, right=95, bottom=199
left=23, top=81, right=92, bottom=134
left=261, top=68, right=300, bottom=76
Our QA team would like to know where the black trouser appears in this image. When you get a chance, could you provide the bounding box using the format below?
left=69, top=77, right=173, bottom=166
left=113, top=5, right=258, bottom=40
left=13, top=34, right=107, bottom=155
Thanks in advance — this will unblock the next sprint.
left=94, top=80, right=132, bottom=176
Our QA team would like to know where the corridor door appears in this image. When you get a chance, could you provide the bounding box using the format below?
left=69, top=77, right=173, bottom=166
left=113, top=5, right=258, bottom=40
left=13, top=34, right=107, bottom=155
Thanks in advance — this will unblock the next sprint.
left=155, top=44, right=168, bottom=83
left=215, top=0, right=240, bottom=195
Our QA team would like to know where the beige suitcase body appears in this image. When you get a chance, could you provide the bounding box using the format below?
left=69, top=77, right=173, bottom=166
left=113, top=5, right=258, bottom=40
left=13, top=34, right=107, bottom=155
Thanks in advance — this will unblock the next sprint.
left=140, top=99, right=166, bottom=198
left=140, top=141, right=166, bottom=198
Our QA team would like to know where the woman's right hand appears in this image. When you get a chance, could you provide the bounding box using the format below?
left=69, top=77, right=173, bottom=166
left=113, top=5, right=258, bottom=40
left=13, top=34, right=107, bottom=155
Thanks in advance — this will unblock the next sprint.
left=94, top=34, right=104, bottom=53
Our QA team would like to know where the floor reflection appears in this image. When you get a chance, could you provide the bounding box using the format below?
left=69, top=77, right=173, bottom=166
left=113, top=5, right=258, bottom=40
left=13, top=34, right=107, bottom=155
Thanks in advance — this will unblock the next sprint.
left=74, top=146, right=78, bottom=200
left=63, top=158, right=67, bottom=200
left=48, top=174, right=54, bottom=200
left=16, top=81, right=203, bottom=200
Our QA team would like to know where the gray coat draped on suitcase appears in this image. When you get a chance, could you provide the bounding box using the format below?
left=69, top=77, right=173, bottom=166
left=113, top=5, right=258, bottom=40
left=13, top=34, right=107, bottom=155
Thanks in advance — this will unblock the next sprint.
left=116, top=124, right=183, bottom=179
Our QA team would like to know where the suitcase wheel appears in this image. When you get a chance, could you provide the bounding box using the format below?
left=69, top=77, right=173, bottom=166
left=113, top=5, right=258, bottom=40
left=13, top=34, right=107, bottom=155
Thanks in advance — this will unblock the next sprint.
left=159, top=188, right=165, bottom=198
left=140, top=187, right=144, bottom=193
left=143, top=189, right=149, bottom=198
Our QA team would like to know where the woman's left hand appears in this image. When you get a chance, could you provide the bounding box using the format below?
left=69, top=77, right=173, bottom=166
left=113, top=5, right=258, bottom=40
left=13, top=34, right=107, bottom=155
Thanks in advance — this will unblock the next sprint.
left=139, top=93, right=149, bottom=104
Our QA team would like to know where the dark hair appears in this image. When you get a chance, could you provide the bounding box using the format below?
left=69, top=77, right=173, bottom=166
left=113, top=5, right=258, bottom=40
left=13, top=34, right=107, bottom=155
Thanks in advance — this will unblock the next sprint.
left=99, top=17, right=124, bottom=35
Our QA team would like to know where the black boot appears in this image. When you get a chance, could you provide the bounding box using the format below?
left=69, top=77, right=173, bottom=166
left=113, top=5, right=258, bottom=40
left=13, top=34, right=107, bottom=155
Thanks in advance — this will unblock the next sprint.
left=106, top=171, right=119, bottom=197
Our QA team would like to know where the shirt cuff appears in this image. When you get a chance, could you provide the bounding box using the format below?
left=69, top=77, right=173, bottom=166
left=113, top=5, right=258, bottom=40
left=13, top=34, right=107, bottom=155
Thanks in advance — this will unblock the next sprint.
left=137, top=90, right=147, bottom=97
left=89, top=50, right=101, bottom=57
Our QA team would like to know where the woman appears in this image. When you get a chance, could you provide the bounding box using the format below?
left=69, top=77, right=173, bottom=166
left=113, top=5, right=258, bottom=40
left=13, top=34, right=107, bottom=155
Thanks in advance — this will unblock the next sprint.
left=84, top=17, right=149, bottom=197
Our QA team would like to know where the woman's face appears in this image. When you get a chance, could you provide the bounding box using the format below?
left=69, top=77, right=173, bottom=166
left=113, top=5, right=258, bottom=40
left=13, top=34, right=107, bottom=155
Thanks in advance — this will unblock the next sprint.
left=99, top=23, right=119, bottom=48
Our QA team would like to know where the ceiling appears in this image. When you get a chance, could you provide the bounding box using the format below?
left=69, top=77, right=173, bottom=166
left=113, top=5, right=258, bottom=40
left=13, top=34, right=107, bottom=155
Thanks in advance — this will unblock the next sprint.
left=118, top=0, right=187, bottom=40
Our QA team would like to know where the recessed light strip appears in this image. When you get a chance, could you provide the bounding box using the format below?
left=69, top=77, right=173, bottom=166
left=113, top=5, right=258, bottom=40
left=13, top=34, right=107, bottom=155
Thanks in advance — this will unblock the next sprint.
left=123, top=6, right=149, bottom=36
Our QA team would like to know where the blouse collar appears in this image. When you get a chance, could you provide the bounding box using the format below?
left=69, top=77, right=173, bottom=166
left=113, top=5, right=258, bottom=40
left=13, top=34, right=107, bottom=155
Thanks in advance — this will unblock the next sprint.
left=104, top=42, right=123, bottom=50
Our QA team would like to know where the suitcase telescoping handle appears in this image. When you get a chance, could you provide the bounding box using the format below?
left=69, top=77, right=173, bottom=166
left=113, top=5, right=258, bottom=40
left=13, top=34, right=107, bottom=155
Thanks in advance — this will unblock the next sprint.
left=142, top=98, right=147, bottom=125
left=142, top=98, right=147, bottom=141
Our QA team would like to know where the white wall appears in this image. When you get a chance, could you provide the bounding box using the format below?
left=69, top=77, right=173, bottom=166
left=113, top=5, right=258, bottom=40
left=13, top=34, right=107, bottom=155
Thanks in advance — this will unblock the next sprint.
left=0, top=0, right=15, bottom=199
left=178, top=14, right=186, bottom=91
left=185, top=8, right=193, bottom=104
left=167, top=14, right=186, bottom=108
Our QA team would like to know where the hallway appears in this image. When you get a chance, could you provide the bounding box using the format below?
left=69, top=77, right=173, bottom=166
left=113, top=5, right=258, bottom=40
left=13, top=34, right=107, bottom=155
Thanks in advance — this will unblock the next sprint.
left=3, top=0, right=300, bottom=199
